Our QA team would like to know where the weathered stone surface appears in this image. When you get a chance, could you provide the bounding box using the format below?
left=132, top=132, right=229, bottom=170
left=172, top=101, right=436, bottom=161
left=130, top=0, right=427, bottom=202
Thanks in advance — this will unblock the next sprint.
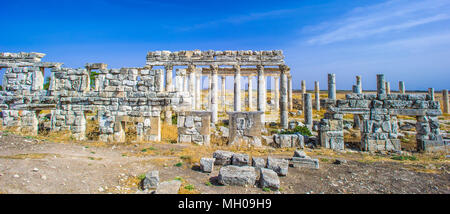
left=200, top=158, right=215, bottom=173
left=154, top=180, right=182, bottom=194
left=252, top=157, right=266, bottom=169
left=290, top=157, right=320, bottom=169
left=293, top=150, right=309, bottom=158
left=142, top=170, right=159, bottom=190
left=267, top=157, right=289, bottom=176
left=218, top=165, right=257, bottom=186
left=227, top=112, right=264, bottom=147
left=231, top=153, right=249, bottom=166
left=213, top=150, right=235, bottom=165
left=259, top=168, right=280, bottom=190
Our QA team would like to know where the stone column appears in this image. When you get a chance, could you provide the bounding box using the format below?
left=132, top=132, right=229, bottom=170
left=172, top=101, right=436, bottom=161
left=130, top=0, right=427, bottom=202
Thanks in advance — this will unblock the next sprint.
left=221, top=76, right=226, bottom=111
left=207, top=72, right=211, bottom=110
left=301, top=80, right=306, bottom=111
left=399, top=81, right=405, bottom=94
left=443, top=89, right=449, bottom=114
left=328, top=73, right=336, bottom=100
left=165, top=65, right=173, bottom=92
left=165, top=108, right=172, bottom=125
left=301, top=80, right=306, bottom=95
left=188, top=65, right=196, bottom=110
left=196, top=70, right=201, bottom=110
left=257, top=65, right=266, bottom=123
left=353, top=115, right=360, bottom=129
left=304, top=93, right=312, bottom=128
left=279, top=65, right=288, bottom=129
left=184, top=73, right=189, bottom=92
left=314, top=81, right=320, bottom=111
left=288, top=75, right=293, bottom=111
left=211, top=65, right=218, bottom=123
left=377, top=74, right=386, bottom=95
left=248, top=76, right=253, bottom=110
left=428, top=88, right=435, bottom=101
left=274, top=76, right=279, bottom=111
left=234, top=65, right=241, bottom=111
left=356, top=75, right=362, bottom=94
left=385, top=81, right=391, bottom=94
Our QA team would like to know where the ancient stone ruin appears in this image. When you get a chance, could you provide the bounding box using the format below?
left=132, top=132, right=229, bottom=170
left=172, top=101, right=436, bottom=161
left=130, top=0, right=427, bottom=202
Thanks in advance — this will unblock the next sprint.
left=0, top=51, right=447, bottom=153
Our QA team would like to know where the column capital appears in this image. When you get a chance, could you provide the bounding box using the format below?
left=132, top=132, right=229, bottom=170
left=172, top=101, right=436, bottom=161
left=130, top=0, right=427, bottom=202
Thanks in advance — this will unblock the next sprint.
left=164, top=65, right=174, bottom=71
left=210, top=64, right=219, bottom=73
left=233, top=64, right=241, bottom=71
left=279, top=65, right=289, bottom=73
left=256, top=64, right=264, bottom=71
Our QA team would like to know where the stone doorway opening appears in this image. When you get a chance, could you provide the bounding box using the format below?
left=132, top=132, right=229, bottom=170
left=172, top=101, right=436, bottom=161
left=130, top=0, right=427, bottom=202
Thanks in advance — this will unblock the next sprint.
left=343, top=114, right=362, bottom=150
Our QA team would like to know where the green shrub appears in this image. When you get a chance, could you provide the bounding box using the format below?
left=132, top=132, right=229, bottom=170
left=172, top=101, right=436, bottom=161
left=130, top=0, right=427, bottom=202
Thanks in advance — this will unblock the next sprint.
left=391, top=155, right=417, bottom=161
left=279, top=125, right=312, bottom=136
left=174, top=162, right=183, bottom=167
left=184, top=184, right=195, bottom=191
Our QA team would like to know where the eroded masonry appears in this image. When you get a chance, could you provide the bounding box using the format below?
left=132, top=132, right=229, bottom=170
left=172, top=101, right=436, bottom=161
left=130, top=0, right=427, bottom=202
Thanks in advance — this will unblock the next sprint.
left=0, top=51, right=447, bottom=152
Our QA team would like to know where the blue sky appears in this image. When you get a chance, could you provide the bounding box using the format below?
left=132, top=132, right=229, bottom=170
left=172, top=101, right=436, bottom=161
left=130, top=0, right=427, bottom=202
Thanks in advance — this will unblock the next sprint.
left=1, top=0, right=449, bottom=90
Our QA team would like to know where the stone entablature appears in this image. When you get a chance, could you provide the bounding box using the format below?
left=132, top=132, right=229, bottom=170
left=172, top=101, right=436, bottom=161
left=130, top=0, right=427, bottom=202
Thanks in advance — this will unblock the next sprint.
left=146, top=50, right=284, bottom=66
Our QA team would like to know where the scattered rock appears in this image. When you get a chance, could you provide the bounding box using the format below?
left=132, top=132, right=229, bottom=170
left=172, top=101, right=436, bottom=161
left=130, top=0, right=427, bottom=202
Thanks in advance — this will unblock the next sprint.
left=259, top=168, right=280, bottom=190
left=267, top=157, right=289, bottom=176
left=200, top=158, right=215, bottom=173
left=290, top=157, right=320, bottom=169
left=154, top=180, right=182, bottom=194
left=252, top=157, right=266, bottom=169
left=213, top=150, right=235, bottom=165
left=219, top=126, right=229, bottom=137
left=218, top=165, right=257, bottom=186
left=293, top=150, right=309, bottom=158
left=13, top=174, right=19, bottom=178
left=231, top=153, right=249, bottom=166
left=141, top=170, right=159, bottom=190
left=41, top=175, right=47, bottom=180
left=32, top=168, right=39, bottom=172
left=334, top=159, right=347, bottom=165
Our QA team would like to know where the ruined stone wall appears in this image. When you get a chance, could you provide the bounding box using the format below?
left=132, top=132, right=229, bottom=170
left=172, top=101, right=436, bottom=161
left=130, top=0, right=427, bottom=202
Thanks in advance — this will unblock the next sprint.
left=227, top=112, right=264, bottom=147
left=177, top=111, right=211, bottom=145
left=319, top=93, right=445, bottom=152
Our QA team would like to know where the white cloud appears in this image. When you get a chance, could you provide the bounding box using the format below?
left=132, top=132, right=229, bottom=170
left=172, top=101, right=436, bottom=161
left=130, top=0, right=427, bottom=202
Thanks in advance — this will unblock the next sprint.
left=306, top=0, right=450, bottom=45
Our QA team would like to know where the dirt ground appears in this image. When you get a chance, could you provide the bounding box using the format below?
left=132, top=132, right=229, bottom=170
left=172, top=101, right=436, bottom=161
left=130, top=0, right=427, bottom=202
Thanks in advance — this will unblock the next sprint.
left=0, top=130, right=448, bottom=194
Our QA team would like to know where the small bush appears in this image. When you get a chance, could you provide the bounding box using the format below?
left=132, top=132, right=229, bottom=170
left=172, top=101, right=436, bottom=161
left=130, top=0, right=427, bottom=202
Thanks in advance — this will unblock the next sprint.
left=174, top=162, right=183, bottom=167
left=205, top=181, right=212, bottom=186
left=184, top=184, right=195, bottom=191
left=279, top=125, right=312, bottom=136
left=391, top=155, right=418, bottom=161
left=262, top=187, right=271, bottom=192
left=138, top=174, right=146, bottom=180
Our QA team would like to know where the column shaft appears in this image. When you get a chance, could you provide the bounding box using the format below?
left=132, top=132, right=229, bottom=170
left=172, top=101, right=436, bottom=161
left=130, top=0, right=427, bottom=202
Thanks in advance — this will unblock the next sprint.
left=234, top=65, right=241, bottom=111
left=221, top=76, right=226, bottom=111
left=196, top=71, right=201, bottom=109
left=377, top=74, right=386, bottom=95
left=356, top=75, right=362, bottom=94
left=304, top=93, right=312, bottom=128
left=211, top=65, right=218, bottom=123
left=328, top=73, right=336, bottom=100
left=165, top=65, right=173, bottom=92
left=274, top=76, right=279, bottom=111
left=443, top=89, right=449, bottom=114
left=257, top=65, right=266, bottom=123
left=279, top=66, right=288, bottom=129
left=399, top=81, right=405, bottom=94
left=248, top=76, right=253, bottom=110
left=314, top=81, right=320, bottom=111
left=288, top=76, right=293, bottom=111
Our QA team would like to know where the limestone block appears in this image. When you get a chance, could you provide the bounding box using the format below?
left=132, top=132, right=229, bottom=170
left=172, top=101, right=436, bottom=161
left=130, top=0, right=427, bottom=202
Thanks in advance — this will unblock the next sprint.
left=200, top=158, right=215, bottom=173
left=142, top=170, right=159, bottom=190
left=213, top=150, right=235, bottom=165
left=218, top=165, right=257, bottom=186
left=231, top=153, right=249, bottom=166
left=259, top=168, right=280, bottom=190
left=267, top=157, right=289, bottom=176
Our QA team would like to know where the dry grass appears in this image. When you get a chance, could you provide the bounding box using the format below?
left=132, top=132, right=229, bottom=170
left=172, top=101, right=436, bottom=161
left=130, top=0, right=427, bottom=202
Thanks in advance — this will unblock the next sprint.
left=161, top=123, right=178, bottom=143
left=0, top=153, right=61, bottom=159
